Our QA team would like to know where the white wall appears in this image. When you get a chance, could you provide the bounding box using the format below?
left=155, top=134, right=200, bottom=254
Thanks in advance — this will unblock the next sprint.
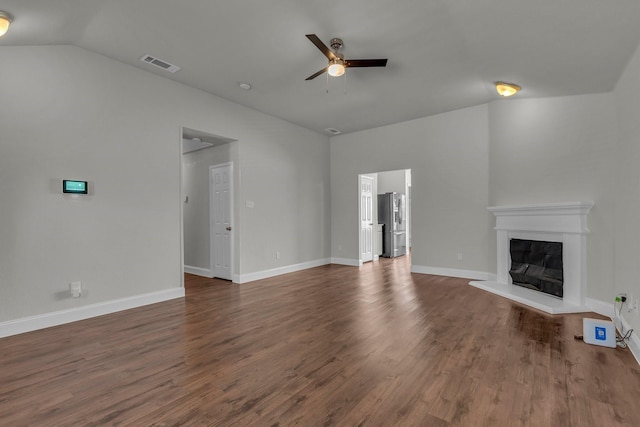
left=488, top=94, right=618, bottom=302
left=4, top=42, right=637, bottom=335
left=237, top=121, right=330, bottom=274
left=377, top=169, right=407, bottom=195
left=613, top=41, right=640, bottom=334
left=331, top=105, right=491, bottom=274
left=331, top=93, right=621, bottom=306
left=182, top=142, right=236, bottom=270
left=0, top=45, right=330, bottom=325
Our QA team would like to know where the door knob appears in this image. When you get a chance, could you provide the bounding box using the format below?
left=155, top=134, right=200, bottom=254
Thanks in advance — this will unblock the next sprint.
left=226, top=226, right=232, bottom=231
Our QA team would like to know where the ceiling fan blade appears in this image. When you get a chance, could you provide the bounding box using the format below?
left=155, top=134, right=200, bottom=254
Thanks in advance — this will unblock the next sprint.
left=305, top=67, right=328, bottom=80
left=306, top=34, right=336, bottom=60
left=345, top=59, right=388, bottom=68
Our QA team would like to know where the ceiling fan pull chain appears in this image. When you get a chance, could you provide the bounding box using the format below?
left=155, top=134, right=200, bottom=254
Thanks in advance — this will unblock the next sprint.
left=326, top=72, right=329, bottom=94
left=344, top=69, right=347, bottom=95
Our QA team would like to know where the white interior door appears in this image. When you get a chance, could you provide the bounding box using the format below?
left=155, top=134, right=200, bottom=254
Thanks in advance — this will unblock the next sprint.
left=360, top=175, right=374, bottom=263
left=210, top=163, right=233, bottom=280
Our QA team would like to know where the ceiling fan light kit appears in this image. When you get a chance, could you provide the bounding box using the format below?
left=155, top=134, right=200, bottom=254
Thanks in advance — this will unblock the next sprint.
left=304, top=34, right=388, bottom=81
left=328, top=58, right=346, bottom=77
left=495, top=81, right=521, bottom=97
left=0, top=11, right=13, bottom=37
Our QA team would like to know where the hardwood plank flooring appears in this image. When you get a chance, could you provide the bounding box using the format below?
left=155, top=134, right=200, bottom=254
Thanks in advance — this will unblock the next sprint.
left=1, top=257, right=640, bottom=426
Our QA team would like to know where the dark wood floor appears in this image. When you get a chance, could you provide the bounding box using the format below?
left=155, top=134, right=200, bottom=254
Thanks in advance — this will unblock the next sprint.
left=1, top=257, right=640, bottom=426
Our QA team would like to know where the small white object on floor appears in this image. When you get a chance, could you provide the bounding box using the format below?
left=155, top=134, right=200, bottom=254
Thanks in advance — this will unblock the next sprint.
left=583, top=318, right=616, bottom=348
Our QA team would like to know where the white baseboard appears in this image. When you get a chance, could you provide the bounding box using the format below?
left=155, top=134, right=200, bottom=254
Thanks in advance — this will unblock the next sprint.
left=585, top=297, right=614, bottom=318
left=411, top=265, right=497, bottom=281
left=557, top=298, right=639, bottom=366
left=237, top=258, right=331, bottom=284
left=330, top=257, right=361, bottom=267
left=184, top=265, right=213, bottom=278
left=614, top=311, right=640, bottom=366
left=0, top=288, right=185, bottom=339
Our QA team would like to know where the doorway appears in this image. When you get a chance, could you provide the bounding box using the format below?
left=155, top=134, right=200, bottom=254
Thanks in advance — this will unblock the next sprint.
left=358, top=169, right=412, bottom=264
left=181, top=127, right=237, bottom=281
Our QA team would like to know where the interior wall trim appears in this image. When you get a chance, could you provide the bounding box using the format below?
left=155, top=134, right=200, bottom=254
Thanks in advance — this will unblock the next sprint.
left=0, top=288, right=185, bottom=339
left=585, top=298, right=614, bottom=318
left=184, top=265, right=213, bottom=278
left=618, top=313, right=640, bottom=366
left=330, top=257, right=361, bottom=267
left=595, top=299, right=640, bottom=367
left=237, top=258, right=331, bottom=284
left=411, top=265, right=497, bottom=282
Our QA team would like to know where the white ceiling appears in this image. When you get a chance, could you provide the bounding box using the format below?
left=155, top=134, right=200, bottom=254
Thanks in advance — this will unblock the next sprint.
left=3, top=0, right=640, bottom=135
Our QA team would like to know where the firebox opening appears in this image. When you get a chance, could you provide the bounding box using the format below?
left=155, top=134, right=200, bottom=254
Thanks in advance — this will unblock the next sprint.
left=509, top=239, right=563, bottom=298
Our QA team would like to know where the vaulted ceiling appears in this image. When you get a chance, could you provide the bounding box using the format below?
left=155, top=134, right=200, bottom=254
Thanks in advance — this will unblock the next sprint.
left=3, top=0, right=640, bottom=135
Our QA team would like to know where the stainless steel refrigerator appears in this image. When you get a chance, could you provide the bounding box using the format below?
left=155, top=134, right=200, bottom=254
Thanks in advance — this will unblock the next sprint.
left=378, top=192, right=406, bottom=258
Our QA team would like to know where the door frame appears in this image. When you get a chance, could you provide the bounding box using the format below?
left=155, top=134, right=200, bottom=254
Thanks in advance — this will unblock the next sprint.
left=210, top=162, right=235, bottom=281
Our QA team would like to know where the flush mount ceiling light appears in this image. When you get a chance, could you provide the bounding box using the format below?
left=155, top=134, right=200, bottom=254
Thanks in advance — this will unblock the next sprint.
left=495, top=81, right=521, bottom=97
left=0, top=11, right=13, bottom=37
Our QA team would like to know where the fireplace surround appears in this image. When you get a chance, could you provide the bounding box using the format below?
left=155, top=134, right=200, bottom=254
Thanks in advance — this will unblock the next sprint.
left=470, top=202, right=594, bottom=314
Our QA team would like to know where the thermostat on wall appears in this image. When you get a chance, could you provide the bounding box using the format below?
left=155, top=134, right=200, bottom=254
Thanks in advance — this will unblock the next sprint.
left=63, top=180, right=88, bottom=194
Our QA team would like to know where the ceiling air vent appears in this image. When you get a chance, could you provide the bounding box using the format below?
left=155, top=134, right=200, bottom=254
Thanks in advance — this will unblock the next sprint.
left=324, top=128, right=342, bottom=135
left=140, top=54, right=181, bottom=73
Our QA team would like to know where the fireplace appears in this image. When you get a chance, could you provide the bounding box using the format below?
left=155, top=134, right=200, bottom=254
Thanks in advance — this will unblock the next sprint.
left=509, top=238, right=563, bottom=298
left=470, top=202, right=594, bottom=314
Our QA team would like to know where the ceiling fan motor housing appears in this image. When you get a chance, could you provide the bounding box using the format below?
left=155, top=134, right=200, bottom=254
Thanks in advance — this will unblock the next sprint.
left=330, top=38, right=343, bottom=51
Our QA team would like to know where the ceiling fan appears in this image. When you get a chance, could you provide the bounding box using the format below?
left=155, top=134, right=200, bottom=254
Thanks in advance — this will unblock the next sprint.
left=304, top=34, right=388, bottom=80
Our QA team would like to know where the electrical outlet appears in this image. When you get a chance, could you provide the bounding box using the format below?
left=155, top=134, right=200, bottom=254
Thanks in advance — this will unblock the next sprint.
left=276, top=251, right=281, bottom=260
left=69, top=281, right=82, bottom=298
left=457, top=252, right=463, bottom=261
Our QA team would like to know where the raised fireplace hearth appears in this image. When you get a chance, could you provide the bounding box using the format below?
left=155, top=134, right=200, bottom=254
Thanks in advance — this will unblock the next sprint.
left=470, top=201, right=594, bottom=314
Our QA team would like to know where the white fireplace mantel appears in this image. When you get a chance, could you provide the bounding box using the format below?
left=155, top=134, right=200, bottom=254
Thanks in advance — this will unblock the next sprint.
left=470, top=201, right=594, bottom=314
